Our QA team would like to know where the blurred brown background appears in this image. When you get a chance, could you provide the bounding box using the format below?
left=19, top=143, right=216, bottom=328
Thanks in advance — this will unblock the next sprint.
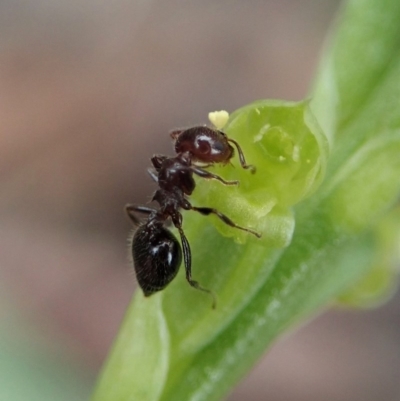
left=1, top=0, right=400, bottom=400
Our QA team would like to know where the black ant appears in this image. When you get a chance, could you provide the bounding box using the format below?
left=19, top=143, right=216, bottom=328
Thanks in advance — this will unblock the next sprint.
left=125, top=125, right=261, bottom=308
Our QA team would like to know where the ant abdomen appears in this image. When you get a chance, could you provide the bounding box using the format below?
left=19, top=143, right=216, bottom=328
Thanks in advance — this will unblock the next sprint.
left=131, top=223, right=182, bottom=296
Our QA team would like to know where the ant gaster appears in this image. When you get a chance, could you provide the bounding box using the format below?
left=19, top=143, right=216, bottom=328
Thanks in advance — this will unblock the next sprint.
left=126, top=125, right=261, bottom=308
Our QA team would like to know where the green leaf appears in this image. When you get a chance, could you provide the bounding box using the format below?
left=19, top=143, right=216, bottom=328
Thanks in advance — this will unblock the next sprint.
left=91, top=1, right=400, bottom=400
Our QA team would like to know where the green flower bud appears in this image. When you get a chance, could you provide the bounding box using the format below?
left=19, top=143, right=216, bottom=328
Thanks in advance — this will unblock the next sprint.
left=193, top=99, right=328, bottom=247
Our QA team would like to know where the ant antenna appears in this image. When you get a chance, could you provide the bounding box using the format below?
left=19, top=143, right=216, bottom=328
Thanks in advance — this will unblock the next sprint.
left=228, top=138, right=256, bottom=173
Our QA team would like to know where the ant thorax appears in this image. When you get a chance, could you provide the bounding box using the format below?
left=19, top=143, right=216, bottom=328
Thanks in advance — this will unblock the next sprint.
left=155, top=155, right=196, bottom=196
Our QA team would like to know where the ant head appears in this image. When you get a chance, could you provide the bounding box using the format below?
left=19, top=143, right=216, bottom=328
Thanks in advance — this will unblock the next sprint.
left=173, top=126, right=234, bottom=164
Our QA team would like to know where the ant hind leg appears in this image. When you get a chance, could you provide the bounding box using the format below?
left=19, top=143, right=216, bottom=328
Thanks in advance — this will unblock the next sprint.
left=125, top=204, right=156, bottom=227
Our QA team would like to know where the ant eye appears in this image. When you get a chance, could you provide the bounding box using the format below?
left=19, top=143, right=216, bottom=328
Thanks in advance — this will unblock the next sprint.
left=197, top=139, right=211, bottom=154
left=213, top=141, right=224, bottom=152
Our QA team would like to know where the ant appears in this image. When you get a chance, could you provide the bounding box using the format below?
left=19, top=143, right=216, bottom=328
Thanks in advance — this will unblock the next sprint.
left=126, top=125, right=261, bottom=308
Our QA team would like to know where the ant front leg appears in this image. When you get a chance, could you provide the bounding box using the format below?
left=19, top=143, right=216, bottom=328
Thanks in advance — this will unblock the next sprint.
left=147, top=168, right=158, bottom=183
left=190, top=165, right=239, bottom=186
left=190, top=206, right=261, bottom=238
left=171, top=212, right=217, bottom=309
left=125, top=204, right=157, bottom=227
left=151, top=155, right=168, bottom=170
left=169, top=129, right=184, bottom=140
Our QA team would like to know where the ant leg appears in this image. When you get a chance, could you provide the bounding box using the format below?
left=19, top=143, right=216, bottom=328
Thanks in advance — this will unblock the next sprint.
left=174, top=221, right=217, bottom=309
left=147, top=168, right=158, bottom=183
left=125, top=204, right=156, bottom=227
left=170, top=129, right=184, bottom=140
left=151, top=155, right=167, bottom=169
left=227, top=138, right=255, bottom=173
left=190, top=165, right=239, bottom=186
left=191, top=206, right=261, bottom=238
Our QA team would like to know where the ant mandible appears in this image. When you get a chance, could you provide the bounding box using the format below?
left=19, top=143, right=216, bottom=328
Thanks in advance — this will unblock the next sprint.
left=126, top=123, right=261, bottom=308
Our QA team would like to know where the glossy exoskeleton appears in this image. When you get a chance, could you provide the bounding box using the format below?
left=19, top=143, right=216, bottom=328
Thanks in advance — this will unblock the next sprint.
left=126, top=125, right=260, bottom=307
